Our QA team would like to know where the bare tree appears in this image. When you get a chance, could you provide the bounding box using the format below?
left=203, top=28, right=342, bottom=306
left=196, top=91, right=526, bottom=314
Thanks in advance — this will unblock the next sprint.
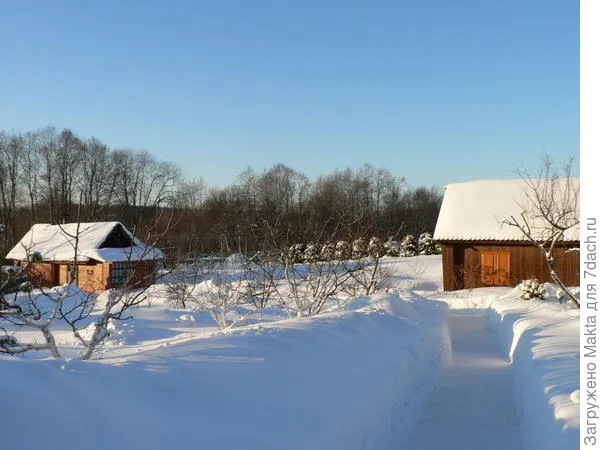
left=20, top=129, right=43, bottom=224
left=346, top=237, right=392, bottom=296
left=38, top=126, right=60, bottom=223
left=166, top=255, right=269, bottom=329
left=249, top=219, right=379, bottom=317
left=79, top=137, right=116, bottom=220
left=503, top=155, right=580, bottom=308
left=0, top=131, right=21, bottom=251
left=189, top=271, right=248, bottom=329
left=166, top=257, right=209, bottom=309
left=113, top=149, right=181, bottom=231
left=173, top=178, right=208, bottom=258
left=55, top=129, right=85, bottom=223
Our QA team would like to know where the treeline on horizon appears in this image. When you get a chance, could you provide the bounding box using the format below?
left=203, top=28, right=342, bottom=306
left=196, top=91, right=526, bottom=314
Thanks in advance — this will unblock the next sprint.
left=0, top=126, right=443, bottom=260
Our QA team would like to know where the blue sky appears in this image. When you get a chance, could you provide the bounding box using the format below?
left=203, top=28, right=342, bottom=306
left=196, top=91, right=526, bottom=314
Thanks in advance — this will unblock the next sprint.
left=0, top=0, right=578, bottom=189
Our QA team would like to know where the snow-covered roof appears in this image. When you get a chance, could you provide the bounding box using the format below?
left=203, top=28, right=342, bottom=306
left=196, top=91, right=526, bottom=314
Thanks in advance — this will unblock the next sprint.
left=433, top=178, right=580, bottom=242
left=6, top=222, right=164, bottom=263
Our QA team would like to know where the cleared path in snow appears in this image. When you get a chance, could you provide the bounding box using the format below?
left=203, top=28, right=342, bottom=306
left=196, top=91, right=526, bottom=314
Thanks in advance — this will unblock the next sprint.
left=401, top=311, right=522, bottom=450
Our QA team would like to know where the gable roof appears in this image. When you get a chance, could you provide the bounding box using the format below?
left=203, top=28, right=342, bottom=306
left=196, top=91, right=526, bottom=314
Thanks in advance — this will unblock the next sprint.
left=433, top=178, right=580, bottom=242
left=6, top=222, right=164, bottom=263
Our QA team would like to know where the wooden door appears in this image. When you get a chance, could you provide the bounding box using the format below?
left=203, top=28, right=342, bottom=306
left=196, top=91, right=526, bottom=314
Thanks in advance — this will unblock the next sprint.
left=481, top=251, right=511, bottom=285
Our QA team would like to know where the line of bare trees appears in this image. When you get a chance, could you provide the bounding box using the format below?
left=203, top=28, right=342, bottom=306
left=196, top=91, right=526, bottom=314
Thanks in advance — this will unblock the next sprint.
left=0, top=127, right=181, bottom=255
left=0, top=126, right=443, bottom=260
left=171, top=164, right=442, bottom=259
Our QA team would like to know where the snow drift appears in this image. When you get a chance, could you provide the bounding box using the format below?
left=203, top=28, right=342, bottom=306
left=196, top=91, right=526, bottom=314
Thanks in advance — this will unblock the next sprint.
left=0, top=291, right=450, bottom=450
left=487, top=287, right=580, bottom=450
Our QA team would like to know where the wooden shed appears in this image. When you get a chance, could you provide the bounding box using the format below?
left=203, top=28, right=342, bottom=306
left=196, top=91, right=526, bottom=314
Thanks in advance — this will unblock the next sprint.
left=433, top=179, right=579, bottom=291
left=6, top=222, right=163, bottom=293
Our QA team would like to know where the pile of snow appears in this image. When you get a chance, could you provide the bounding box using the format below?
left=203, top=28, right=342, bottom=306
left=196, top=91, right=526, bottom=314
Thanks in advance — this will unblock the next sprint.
left=0, top=290, right=450, bottom=450
left=487, top=286, right=580, bottom=450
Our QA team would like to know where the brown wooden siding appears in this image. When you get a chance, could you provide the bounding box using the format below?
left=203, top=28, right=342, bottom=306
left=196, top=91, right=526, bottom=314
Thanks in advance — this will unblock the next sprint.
left=12, top=259, right=158, bottom=293
left=442, top=245, right=458, bottom=290
left=440, top=241, right=579, bottom=290
left=77, top=263, right=106, bottom=292
left=131, top=260, right=158, bottom=288
left=18, top=262, right=58, bottom=288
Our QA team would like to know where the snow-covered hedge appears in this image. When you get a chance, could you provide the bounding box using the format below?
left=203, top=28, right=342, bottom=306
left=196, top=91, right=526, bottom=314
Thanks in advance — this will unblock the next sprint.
left=284, top=232, right=440, bottom=263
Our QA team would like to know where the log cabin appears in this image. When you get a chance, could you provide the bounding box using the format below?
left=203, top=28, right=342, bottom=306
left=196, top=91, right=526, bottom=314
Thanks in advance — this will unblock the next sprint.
left=433, top=179, right=579, bottom=291
left=6, top=222, right=163, bottom=293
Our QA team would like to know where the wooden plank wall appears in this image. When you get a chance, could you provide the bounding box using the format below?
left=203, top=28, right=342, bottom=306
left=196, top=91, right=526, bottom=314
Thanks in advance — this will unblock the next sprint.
left=12, top=259, right=158, bottom=292
left=442, top=245, right=457, bottom=290
left=128, top=260, right=158, bottom=289
left=24, top=262, right=57, bottom=288
left=442, top=242, right=579, bottom=290
left=76, top=263, right=105, bottom=293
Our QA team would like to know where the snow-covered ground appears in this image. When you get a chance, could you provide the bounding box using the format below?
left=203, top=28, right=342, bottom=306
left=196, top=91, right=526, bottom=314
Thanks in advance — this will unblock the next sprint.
left=0, top=256, right=579, bottom=449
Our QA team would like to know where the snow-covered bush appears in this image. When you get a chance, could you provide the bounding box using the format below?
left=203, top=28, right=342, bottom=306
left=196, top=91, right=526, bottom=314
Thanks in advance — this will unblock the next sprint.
left=384, top=239, right=400, bottom=257
left=288, top=244, right=307, bottom=264
left=417, top=232, right=441, bottom=255
left=400, top=234, right=417, bottom=257
left=320, top=242, right=335, bottom=261
left=303, top=243, right=319, bottom=263
left=519, top=279, right=546, bottom=300
left=352, top=237, right=368, bottom=259
left=335, top=241, right=351, bottom=260
left=368, top=237, right=384, bottom=258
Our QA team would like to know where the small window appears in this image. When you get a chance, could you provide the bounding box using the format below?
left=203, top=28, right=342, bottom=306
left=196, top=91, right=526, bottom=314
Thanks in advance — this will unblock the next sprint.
left=111, top=262, right=132, bottom=287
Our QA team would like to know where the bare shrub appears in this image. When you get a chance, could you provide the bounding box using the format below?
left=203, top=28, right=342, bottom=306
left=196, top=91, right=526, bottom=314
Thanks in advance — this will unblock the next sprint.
left=405, top=255, right=429, bottom=289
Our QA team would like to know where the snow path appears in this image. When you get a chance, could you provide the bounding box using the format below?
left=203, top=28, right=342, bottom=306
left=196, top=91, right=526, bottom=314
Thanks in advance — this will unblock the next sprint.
left=402, top=311, right=522, bottom=450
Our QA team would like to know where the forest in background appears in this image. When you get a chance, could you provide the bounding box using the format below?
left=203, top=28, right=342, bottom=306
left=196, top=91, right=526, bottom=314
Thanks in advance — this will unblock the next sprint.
left=0, top=127, right=443, bottom=261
